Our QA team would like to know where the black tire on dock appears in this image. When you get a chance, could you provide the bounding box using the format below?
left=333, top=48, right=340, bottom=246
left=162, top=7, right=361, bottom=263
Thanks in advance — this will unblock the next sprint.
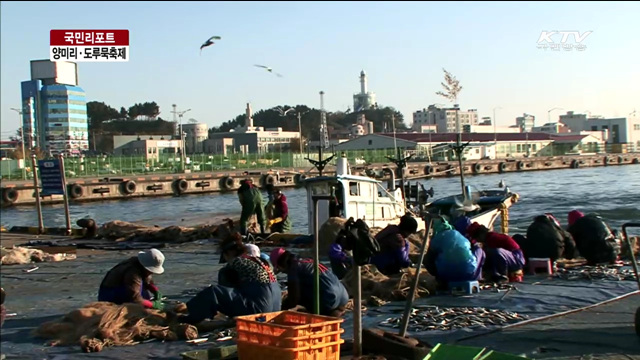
left=260, top=174, right=276, bottom=187
left=220, top=176, right=235, bottom=190
left=570, top=159, right=580, bottom=169
left=498, top=162, right=507, bottom=173
left=516, top=161, right=525, bottom=171
left=618, top=155, right=624, bottom=164
left=68, top=184, right=84, bottom=199
left=294, top=173, right=307, bottom=186
left=1, top=188, right=18, bottom=205
left=446, top=165, right=455, bottom=177
left=423, top=165, right=434, bottom=175
left=604, top=156, right=609, bottom=166
left=473, top=163, right=482, bottom=174
left=120, top=180, right=137, bottom=195
left=633, top=158, right=639, bottom=165
left=173, top=179, right=188, bottom=195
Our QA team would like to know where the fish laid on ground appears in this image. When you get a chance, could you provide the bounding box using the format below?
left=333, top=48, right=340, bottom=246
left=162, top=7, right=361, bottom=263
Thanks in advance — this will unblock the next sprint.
left=379, top=306, right=527, bottom=332
left=553, top=263, right=636, bottom=282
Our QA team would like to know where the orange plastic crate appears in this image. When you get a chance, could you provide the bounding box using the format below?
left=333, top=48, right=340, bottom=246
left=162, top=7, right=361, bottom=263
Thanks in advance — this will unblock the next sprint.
left=235, top=310, right=344, bottom=360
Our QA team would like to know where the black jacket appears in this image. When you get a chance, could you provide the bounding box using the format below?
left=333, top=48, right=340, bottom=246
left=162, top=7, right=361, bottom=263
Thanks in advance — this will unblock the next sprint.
left=568, top=214, right=619, bottom=265
left=525, top=215, right=578, bottom=261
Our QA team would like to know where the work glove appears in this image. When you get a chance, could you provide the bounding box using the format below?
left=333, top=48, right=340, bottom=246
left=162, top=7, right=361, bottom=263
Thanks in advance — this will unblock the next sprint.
left=152, top=300, right=164, bottom=311
left=153, top=291, right=163, bottom=301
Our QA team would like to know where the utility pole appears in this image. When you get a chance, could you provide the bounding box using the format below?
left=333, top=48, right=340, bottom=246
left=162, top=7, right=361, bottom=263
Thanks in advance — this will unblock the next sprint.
left=171, top=106, right=191, bottom=172
left=10, top=107, right=26, bottom=180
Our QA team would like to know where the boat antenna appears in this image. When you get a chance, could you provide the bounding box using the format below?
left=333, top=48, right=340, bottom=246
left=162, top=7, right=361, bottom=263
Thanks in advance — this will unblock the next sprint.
left=450, top=133, right=470, bottom=198
left=306, top=91, right=335, bottom=176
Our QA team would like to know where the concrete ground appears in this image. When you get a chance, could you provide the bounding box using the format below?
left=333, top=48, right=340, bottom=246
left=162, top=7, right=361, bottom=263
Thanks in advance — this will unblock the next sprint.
left=2, top=232, right=640, bottom=360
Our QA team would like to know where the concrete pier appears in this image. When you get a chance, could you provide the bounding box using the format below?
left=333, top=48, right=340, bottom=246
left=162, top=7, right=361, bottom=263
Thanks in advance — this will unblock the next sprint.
left=1, top=154, right=638, bottom=207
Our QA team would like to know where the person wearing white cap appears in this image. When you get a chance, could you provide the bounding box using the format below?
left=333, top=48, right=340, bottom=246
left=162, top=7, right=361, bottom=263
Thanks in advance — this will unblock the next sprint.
left=98, top=248, right=166, bottom=310
left=245, top=243, right=273, bottom=270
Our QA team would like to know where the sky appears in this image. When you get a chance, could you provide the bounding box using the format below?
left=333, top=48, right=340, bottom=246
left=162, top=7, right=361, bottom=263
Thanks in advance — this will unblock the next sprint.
left=1, top=1, right=639, bottom=140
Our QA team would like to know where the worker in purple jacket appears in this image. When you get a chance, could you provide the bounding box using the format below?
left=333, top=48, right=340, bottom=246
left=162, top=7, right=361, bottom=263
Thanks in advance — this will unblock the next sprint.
left=370, top=214, right=417, bottom=276
left=328, top=235, right=353, bottom=280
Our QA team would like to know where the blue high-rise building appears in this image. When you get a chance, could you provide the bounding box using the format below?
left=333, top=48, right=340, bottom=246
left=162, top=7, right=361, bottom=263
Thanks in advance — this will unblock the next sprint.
left=20, top=60, right=89, bottom=157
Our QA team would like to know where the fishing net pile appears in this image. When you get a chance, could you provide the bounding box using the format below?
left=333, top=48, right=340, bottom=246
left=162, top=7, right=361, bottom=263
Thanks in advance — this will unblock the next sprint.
left=96, top=218, right=259, bottom=243
left=34, top=302, right=198, bottom=353
left=341, top=264, right=437, bottom=302
left=1, top=246, right=76, bottom=265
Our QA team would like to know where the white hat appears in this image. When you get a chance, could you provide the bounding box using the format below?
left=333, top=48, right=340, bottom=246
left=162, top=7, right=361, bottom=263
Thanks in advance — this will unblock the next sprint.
left=137, top=249, right=165, bottom=275
left=245, top=244, right=261, bottom=258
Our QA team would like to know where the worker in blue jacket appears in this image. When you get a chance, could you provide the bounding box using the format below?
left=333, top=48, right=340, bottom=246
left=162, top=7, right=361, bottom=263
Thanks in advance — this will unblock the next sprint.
left=369, top=214, right=417, bottom=276
left=424, top=218, right=485, bottom=286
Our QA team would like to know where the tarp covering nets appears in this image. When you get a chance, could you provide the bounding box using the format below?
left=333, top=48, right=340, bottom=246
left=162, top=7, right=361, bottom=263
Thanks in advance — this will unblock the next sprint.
left=33, top=302, right=198, bottom=353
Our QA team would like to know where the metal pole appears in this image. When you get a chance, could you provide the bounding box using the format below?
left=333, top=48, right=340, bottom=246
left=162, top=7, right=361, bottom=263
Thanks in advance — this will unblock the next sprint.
left=399, top=215, right=435, bottom=337
left=354, top=263, right=362, bottom=356
left=312, top=198, right=321, bottom=315
left=622, top=223, right=640, bottom=291
left=456, top=133, right=466, bottom=196
left=179, top=115, right=185, bottom=172
left=298, top=112, right=303, bottom=154
left=58, top=154, right=72, bottom=235
left=31, top=154, right=44, bottom=234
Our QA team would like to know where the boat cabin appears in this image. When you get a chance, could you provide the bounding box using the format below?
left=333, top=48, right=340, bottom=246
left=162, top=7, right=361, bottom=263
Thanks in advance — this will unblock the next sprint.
left=304, top=154, right=424, bottom=235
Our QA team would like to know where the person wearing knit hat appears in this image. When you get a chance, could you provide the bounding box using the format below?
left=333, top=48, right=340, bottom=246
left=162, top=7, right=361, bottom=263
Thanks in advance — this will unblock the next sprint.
left=271, top=248, right=349, bottom=317
left=567, top=210, right=619, bottom=265
left=467, top=222, right=525, bottom=283
left=179, top=234, right=281, bottom=325
left=98, top=248, right=166, bottom=310
left=369, top=214, right=417, bottom=276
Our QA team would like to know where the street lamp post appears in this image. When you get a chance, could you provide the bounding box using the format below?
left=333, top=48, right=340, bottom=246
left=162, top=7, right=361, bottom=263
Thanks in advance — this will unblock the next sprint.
left=177, top=109, right=191, bottom=172
left=10, top=107, right=26, bottom=180
left=547, top=107, right=564, bottom=124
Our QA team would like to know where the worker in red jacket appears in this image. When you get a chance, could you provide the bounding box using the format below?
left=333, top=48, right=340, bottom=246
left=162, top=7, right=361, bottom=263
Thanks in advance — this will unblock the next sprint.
left=467, top=222, right=525, bottom=283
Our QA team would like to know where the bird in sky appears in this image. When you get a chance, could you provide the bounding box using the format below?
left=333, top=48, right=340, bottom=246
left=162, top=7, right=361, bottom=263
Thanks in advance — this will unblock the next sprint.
left=254, top=64, right=283, bottom=77
left=200, top=36, right=221, bottom=54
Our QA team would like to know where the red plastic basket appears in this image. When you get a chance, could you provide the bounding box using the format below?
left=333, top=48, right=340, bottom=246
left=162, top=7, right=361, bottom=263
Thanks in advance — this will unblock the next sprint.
left=235, top=311, right=344, bottom=360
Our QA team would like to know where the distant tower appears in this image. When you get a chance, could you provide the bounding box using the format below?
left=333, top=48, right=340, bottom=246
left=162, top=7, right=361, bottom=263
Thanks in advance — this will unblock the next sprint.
left=360, top=70, right=367, bottom=94
left=353, top=70, right=376, bottom=112
left=245, top=103, right=254, bottom=128
left=319, top=91, right=329, bottom=149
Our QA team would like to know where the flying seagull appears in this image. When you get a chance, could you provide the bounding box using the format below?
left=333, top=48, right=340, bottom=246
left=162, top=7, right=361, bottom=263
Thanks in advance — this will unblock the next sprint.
left=200, top=36, right=222, bottom=54
left=254, top=64, right=283, bottom=77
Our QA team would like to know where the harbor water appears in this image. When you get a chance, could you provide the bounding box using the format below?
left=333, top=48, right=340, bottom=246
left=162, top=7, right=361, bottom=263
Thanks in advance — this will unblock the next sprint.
left=1, top=165, right=639, bottom=235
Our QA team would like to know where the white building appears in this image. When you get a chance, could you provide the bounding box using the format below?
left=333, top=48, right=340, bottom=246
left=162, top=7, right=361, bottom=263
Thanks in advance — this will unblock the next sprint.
left=531, top=122, right=570, bottom=134
left=349, top=114, right=375, bottom=137
left=515, top=113, right=535, bottom=132
left=205, top=103, right=300, bottom=154
left=352, top=70, right=377, bottom=112
left=181, top=123, right=208, bottom=154
left=411, top=105, right=479, bottom=133
left=559, top=111, right=640, bottom=148
left=463, top=124, right=520, bottom=133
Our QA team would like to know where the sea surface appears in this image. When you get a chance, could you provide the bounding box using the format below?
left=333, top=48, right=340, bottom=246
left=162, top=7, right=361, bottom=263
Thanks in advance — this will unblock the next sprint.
left=2, top=165, right=639, bottom=236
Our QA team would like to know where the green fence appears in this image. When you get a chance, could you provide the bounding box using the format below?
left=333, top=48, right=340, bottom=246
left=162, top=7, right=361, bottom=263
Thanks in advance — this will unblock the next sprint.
left=1, top=145, right=638, bottom=181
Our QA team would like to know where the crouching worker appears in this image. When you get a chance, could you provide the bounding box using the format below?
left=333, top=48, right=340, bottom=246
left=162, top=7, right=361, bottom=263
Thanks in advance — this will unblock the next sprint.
left=524, top=213, right=578, bottom=261
left=271, top=248, right=349, bottom=317
left=568, top=210, right=620, bottom=265
left=98, top=248, right=166, bottom=310
left=424, top=218, right=485, bottom=287
left=179, top=234, right=281, bottom=325
left=370, top=214, right=417, bottom=276
left=328, top=234, right=354, bottom=280
left=238, top=179, right=266, bottom=235
left=467, top=223, right=525, bottom=283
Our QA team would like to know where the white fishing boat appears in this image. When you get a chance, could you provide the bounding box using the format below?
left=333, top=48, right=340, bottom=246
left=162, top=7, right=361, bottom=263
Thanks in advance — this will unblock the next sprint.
left=304, top=153, right=427, bottom=235
left=303, top=152, right=519, bottom=235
